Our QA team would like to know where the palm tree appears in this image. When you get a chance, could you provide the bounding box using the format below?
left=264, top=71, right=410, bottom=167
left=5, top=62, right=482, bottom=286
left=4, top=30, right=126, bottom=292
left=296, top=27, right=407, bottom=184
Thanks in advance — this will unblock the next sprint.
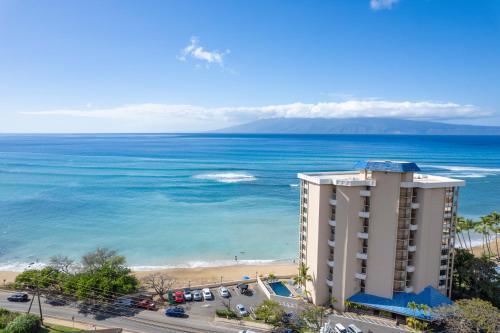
left=475, top=217, right=493, bottom=258
left=455, top=216, right=466, bottom=250
left=486, top=211, right=500, bottom=259
left=293, top=262, right=312, bottom=300
left=464, top=218, right=476, bottom=252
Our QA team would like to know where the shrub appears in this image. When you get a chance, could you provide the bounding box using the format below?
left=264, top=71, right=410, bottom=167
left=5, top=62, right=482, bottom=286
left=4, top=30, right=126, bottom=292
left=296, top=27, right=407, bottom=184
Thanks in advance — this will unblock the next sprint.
left=4, top=314, right=40, bottom=333
left=215, top=308, right=237, bottom=319
left=0, top=308, right=19, bottom=329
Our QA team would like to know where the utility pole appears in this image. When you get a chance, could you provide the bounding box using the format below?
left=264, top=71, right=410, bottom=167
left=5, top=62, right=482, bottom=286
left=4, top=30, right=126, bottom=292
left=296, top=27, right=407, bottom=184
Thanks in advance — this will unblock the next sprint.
left=27, top=288, right=35, bottom=314
left=37, top=284, right=43, bottom=325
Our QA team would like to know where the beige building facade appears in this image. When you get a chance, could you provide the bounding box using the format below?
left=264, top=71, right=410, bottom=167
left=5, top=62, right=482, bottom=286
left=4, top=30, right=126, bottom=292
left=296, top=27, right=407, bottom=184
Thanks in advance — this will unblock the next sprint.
left=298, top=161, right=464, bottom=311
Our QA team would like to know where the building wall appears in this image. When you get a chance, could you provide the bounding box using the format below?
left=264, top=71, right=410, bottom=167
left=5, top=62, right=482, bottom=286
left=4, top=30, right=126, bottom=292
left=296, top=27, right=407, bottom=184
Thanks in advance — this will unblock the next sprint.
left=333, top=185, right=363, bottom=310
left=412, top=188, right=446, bottom=293
left=303, top=182, right=332, bottom=305
left=365, top=171, right=401, bottom=298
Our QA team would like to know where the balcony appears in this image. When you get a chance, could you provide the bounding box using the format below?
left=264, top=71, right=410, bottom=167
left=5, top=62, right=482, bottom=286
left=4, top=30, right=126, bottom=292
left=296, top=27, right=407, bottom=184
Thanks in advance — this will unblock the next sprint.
left=411, top=202, right=420, bottom=209
left=408, top=245, right=417, bottom=252
left=326, top=277, right=334, bottom=287
left=328, top=239, right=336, bottom=247
left=438, top=284, right=446, bottom=290
left=329, top=219, right=336, bottom=227
left=439, top=275, right=447, bottom=280
left=355, top=273, right=367, bottom=280
left=441, top=254, right=449, bottom=260
left=357, top=232, right=369, bottom=239
left=441, top=244, right=449, bottom=250
left=327, top=259, right=335, bottom=268
left=406, top=265, right=415, bottom=273
left=360, top=190, right=371, bottom=197
left=359, top=211, right=370, bottom=218
left=409, top=224, right=418, bottom=231
left=329, top=198, right=337, bottom=205
left=440, top=264, right=448, bottom=270
left=356, top=252, right=368, bottom=260
left=303, top=212, right=308, bottom=218
left=444, top=212, right=452, bottom=219
left=405, top=286, right=414, bottom=293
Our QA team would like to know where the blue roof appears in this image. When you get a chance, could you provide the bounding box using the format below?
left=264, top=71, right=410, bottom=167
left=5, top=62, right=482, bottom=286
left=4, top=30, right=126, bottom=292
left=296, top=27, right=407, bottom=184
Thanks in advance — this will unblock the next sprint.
left=354, top=160, right=421, bottom=172
left=347, top=286, right=452, bottom=321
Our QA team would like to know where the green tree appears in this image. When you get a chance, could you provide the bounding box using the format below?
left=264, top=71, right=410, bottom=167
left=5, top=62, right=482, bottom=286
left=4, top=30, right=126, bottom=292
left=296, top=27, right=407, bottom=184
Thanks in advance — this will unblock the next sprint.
left=267, top=273, right=276, bottom=282
left=14, top=267, right=67, bottom=293
left=293, top=263, right=312, bottom=299
left=452, top=249, right=499, bottom=307
left=456, top=216, right=467, bottom=250
left=299, top=304, right=327, bottom=332
left=486, top=211, right=499, bottom=258
left=463, top=218, right=476, bottom=252
left=475, top=216, right=493, bottom=258
left=81, top=248, right=125, bottom=273
left=436, top=298, right=499, bottom=333
left=4, top=314, right=40, bottom=333
left=254, top=300, right=285, bottom=325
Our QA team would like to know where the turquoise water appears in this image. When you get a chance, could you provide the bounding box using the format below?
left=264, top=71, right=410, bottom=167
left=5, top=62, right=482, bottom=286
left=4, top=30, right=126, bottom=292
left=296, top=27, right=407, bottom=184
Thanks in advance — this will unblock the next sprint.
left=0, top=134, right=499, bottom=270
left=269, top=281, right=292, bottom=297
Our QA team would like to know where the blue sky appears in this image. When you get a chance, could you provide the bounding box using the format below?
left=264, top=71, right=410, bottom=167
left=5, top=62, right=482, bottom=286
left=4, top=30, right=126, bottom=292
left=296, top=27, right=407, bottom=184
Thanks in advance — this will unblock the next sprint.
left=0, top=0, right=499, bottom=132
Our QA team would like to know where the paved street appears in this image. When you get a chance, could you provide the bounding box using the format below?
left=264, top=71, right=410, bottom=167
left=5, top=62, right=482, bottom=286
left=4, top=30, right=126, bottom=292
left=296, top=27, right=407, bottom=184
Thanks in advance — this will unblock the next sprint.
left=0, top=289, right=264, bottom=333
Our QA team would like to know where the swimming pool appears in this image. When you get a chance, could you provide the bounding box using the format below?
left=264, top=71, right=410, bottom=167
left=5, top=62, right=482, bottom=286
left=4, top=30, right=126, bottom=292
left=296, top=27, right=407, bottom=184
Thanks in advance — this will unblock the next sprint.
left=269, top=281, right=292, bottom=297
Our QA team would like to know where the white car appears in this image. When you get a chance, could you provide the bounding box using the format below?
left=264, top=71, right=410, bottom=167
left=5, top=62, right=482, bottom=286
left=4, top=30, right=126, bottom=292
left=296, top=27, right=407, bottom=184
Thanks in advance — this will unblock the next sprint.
left=334, top=323, right=346, bottom=333
left=235, top=303, right=248, bottom=316
left=238, top=330, right=257, bottom=333
left=183, top=288, right=192, bottom=301
left=218, top=286, right=230, bottom=298
left=202, top=288, right=212, bottom=300
left=347, top=324, right=362, bottom=333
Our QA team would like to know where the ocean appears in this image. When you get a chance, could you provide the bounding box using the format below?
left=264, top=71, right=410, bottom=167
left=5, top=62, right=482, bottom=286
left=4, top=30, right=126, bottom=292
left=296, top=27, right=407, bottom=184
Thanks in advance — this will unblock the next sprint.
left=0, top=134, right=499, bottom=271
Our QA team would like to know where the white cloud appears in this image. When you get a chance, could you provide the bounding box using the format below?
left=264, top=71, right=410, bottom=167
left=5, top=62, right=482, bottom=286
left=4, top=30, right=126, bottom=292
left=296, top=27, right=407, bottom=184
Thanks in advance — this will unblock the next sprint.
left=178, top=36, right=229, bottom=67
left=22, top=100, right=487, bottom=126
left=370, top=0, right=399, bottom=10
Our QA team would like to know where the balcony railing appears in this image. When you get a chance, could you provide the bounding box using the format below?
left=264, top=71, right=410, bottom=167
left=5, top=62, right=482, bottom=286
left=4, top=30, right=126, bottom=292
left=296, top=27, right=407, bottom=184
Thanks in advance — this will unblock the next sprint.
left=329, top=219, right=336, bottom=227
left=328, top=239, right=335, bottom=247
left=357, top=232, right=369, bottom=239
left=406, top=265, right=415, bottom=273
left=405, top=286, right=414, bottom=293
left=409, top=224, right=418, bottom=231
left=356, top=252, right=368, bottom=260
left=326, top=277, right=334, bottom=287
left=360, top=190, right=371, bottom=197
left=327, top=259, right=335, bottom=268
left=408, top=245, right=417, bottom=252
left=329, top=198, right=337, bottom=205
left=411, top=202, right=420, bottom=209
left=355, top=273, right=367, bottom=280
left=359, top=211, right=370, bottom=218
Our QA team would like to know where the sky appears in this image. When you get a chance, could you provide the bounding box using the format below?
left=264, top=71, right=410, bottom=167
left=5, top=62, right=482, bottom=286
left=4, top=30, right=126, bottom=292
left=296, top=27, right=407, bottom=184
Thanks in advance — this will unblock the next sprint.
left=0, top=0, right=499, bottom=133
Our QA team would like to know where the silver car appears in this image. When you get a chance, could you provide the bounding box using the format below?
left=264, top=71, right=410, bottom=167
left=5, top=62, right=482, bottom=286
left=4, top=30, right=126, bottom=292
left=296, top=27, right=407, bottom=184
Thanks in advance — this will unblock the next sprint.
left=218, top=286, right=230, bottom=298
left=192, top=289, right=202, bottom=301
left=236, top=303, right=248, bottom=316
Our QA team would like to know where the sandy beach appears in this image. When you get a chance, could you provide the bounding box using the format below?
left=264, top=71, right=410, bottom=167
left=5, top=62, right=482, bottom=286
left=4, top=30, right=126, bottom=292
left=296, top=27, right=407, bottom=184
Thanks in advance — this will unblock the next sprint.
left=0, top=262, right=297, bottom=288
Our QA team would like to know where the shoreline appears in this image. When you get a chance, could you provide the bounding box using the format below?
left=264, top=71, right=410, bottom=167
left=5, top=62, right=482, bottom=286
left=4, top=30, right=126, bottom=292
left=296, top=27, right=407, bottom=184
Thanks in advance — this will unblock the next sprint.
left=0, top=262, right=298, bottom=288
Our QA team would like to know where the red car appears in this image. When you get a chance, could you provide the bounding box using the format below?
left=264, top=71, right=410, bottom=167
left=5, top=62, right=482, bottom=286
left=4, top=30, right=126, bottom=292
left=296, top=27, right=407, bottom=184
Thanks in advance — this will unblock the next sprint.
left=137, top=299, right=156, bottom=310
left=174, top=291, right=185, bottom=303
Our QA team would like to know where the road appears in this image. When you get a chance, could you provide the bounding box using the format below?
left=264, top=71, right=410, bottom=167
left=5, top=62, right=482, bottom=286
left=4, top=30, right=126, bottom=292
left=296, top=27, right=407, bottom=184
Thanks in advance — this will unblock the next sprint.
left=0, top=289, right=263, bottom=333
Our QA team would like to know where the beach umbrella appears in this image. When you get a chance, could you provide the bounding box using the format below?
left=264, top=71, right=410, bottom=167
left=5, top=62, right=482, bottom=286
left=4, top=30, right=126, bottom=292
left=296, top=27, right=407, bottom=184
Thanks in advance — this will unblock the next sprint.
left=242, top=275, right=250, bottom=280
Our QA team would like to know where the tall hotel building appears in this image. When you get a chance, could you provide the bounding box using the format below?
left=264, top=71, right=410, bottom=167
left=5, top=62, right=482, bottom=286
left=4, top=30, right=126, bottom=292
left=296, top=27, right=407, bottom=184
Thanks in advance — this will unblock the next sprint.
left=298, top=161, right=465, bottom=312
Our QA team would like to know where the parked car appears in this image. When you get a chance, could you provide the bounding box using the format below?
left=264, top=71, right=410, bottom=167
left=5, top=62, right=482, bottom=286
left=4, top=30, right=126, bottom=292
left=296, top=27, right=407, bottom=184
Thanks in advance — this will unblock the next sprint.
left=113, top=298, right=133, bottom=307
left=236, top=303, right=249, bottom=316
left=137, top=299, right=156, bottom=310
left=347, top=324, right=362, bottom=333
left=238, top=330, right=257, bottom=333
left=334, top=323, right=346, bottom=333
left=165, top=306, right=185, bottom=317
left=174, top=291, right=185, bottom=303
left=193, top=289, right=202, bottom=301
left=218, top=286, right=230, bottom=298
left=7, top=293, right=28, bottom=302
left=183, top=288, right=192, bottom=301
left=202, top=288, right=212, bottom=300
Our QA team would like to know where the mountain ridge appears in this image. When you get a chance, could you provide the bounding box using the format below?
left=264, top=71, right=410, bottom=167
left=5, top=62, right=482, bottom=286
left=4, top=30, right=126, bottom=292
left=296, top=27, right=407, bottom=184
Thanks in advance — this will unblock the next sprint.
left=214, top=117, right=500, bottom=135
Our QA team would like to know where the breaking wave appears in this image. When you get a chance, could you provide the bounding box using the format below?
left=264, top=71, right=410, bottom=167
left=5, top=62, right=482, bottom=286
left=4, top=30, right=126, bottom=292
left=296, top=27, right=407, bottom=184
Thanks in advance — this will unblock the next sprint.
left=193, top=172, right=257, bottom=183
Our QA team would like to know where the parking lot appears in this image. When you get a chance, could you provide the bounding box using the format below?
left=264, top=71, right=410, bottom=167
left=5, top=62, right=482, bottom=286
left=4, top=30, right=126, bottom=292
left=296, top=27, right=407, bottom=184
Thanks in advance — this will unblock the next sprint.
left=173, top=283, right=268, bottom=319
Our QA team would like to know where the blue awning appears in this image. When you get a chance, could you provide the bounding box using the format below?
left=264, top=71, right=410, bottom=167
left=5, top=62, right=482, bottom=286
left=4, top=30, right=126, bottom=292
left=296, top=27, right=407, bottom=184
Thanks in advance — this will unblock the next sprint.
left=354, top=160, right=421, bottom=173
left=347, top=286, right=452, bottom=321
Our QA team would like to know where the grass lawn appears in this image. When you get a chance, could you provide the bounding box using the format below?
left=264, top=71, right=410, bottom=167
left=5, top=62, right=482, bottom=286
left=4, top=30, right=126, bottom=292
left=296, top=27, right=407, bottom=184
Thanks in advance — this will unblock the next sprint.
left=39, top=324, right=82, bottom=332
